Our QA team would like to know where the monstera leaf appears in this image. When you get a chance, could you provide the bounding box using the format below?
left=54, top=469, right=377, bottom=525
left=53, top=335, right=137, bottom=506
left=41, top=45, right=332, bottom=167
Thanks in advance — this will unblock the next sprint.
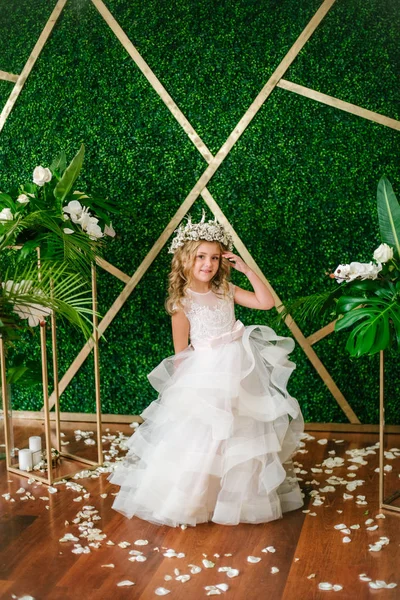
left=335, top=290, right=400, bottom=357
left=377, top=177, right=400, bottom=258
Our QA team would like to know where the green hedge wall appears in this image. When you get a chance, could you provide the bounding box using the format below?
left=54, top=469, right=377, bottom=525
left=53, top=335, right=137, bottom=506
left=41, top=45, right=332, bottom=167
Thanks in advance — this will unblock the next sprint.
left=0, top=0, right=399, bottom=423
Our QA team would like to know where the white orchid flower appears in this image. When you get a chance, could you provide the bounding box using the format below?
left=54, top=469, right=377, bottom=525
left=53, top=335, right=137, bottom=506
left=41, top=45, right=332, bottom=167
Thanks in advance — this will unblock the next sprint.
left=86, top=221, right=103, bottom=240
left=104, top=222, right=116, bottom=237
left=334, top=261, right=382, bottom=283
left=13, top=303, right=52, bottom=327
left=76, top=206, right=92, bottom=230
left=63, top=200, right=83, bottom=223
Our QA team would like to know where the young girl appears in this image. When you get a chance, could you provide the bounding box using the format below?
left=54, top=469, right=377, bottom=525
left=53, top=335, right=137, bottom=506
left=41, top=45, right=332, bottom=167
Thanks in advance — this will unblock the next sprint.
left=110, top=214, right=304, bottom=526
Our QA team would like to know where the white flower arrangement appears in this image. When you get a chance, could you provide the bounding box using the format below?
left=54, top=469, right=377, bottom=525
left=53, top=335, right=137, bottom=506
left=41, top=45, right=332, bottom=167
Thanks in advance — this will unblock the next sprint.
left=333, top=244, right=394, bottom=283
left=0, top=145, right=117, bottom=243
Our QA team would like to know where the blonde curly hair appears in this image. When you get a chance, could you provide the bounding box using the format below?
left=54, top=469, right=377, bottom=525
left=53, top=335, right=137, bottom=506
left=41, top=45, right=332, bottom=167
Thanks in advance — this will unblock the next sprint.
left=165, top=240, right=231, bottom=315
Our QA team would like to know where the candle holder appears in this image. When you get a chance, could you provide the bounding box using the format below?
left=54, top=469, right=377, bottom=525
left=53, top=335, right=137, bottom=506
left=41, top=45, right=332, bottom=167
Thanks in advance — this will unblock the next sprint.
left=379, top=351, right=400, bottom=515
left=0, top=264, right=103, bottom=485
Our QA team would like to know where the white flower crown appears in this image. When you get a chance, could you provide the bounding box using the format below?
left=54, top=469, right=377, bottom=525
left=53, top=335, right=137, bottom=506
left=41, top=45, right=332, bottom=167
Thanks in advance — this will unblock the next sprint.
left=168, top=211, right=234, bottom=254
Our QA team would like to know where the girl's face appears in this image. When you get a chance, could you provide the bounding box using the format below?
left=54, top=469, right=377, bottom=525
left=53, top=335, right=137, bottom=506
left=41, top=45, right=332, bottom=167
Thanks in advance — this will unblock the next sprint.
left=191, top=241, right=221, bottom=286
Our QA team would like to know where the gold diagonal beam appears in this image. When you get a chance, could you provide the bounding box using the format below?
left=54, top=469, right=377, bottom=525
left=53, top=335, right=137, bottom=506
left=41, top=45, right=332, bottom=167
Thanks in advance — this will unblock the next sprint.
left=200, top=188, right=360, bottom=423
left=164, top=0, right=337, bottom=211
left=91, top=0, right=213, bottom=164
left=307, top=321, right=336, bottom=345
left=278, top=79, right=400, bottom=131
left=96, top=256, right=131, bottom=283
left=0, top=70, right=19, bottom=83
left=0, top=0, right=67, bottom=133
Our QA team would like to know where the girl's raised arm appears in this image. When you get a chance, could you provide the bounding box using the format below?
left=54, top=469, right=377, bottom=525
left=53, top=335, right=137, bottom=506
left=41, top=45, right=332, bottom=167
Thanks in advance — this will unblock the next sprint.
left=223, top=252, right=275, bottom=311
left=171, top=309, right=190, bottom=354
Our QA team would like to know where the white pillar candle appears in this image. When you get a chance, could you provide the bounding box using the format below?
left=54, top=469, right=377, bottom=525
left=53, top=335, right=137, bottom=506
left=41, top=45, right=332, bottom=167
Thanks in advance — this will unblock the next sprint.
left=29, top=436, right=42, bottom=452
left=31, top=450, right=42, bottom=467
left=19, top=448, right=33, bottom=471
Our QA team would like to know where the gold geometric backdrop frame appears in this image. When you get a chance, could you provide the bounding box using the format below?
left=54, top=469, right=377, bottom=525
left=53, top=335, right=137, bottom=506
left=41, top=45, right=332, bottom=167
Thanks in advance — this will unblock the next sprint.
left=1, top=0, right=400, bottom=424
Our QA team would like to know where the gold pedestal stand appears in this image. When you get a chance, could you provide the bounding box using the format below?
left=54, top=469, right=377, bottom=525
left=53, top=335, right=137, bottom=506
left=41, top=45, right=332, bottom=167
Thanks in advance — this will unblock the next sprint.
left=379, top=351, right=400, bottom=515
left=0, top=264, right=103, bottom=485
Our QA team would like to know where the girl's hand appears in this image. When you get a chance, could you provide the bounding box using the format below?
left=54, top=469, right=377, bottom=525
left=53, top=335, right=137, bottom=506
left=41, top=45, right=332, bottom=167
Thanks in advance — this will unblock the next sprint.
left=222, top=252, right=251, bottom=275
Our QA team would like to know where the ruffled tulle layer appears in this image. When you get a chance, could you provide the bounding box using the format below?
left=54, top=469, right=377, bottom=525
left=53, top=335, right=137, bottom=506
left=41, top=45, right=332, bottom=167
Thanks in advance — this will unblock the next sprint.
left=109, top=324, right=304, bottom=527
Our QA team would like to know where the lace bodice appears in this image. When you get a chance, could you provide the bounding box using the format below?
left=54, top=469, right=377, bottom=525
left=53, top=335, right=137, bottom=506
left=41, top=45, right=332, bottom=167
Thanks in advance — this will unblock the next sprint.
left=183, top=283, right=240, bottom=349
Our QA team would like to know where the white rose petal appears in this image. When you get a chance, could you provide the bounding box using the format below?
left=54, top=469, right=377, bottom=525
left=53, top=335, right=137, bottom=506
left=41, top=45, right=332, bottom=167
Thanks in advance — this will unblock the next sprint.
left=247, top=556, right=261, bottom=563
left=63, top=228, right=74, bottom=235
left=226, top=568, right=239, bottom=578
left=189, top=565, right=202, bottom=574
left=155, top=588, right=171, bottom=596
left=117, top=580, right=135, bottom=587
left=203, top=559, right=215, bottom=568
left=17, top=194, right=30, bottom=204
left=318, top=582, right=333, bottom=590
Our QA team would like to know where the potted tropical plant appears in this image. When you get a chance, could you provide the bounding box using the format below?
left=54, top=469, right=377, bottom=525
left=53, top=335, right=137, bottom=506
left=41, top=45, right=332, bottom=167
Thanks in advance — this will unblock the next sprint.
left=0, top=144, right=117, bottom=380
left=279, top=177, right=400, bottom=358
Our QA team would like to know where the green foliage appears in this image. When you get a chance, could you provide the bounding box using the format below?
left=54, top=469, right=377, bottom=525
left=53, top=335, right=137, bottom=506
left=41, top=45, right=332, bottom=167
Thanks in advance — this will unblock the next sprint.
left=377, top=177, right=400, bottom=257
left=0, top=0, right=399, bottom=423
left=53, top=144, right=85, bottom=204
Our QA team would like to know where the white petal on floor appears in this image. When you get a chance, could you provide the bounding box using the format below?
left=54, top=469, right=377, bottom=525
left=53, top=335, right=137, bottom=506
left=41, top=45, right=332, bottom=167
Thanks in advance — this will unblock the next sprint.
left=117, top=580, right=135, bottom=587
left=247, top=556, right=261, bottom=563
left=318, top=582, right=333, bottom=590
left=155, top=588, right=171, bottom=596
left=203, top=559, right=216, bottom=568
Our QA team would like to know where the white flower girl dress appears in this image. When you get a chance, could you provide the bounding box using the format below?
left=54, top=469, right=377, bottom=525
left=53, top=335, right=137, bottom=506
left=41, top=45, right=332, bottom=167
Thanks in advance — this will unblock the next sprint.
left=110, top=283, right=304, bottom=526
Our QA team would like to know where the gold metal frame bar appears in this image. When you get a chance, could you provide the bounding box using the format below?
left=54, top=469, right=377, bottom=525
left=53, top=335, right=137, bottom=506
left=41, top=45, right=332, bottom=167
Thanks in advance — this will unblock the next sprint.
left=0, top=0, right=67, bottom=133
left=0, top=70, right=19, bottom=83
left=0, top=335, right=12, bottom=470
left=92, top=263, right=103, bottom=465
left=379, top=351, right=400, bottom=515
left=277, top=79, right=400, bottom=131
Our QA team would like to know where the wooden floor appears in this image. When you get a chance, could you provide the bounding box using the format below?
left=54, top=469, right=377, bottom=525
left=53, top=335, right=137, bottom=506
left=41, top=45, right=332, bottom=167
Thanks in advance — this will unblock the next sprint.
left=0, top=422, right=399, bottom=600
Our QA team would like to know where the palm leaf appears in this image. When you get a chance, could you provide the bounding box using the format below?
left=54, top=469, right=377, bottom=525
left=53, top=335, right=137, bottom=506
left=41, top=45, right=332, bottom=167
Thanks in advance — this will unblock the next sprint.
left=1, top=262, right=96, bottom=338
left=276, top=286, right=342, bottom=327
left=377, top=177, right=400, bottom=257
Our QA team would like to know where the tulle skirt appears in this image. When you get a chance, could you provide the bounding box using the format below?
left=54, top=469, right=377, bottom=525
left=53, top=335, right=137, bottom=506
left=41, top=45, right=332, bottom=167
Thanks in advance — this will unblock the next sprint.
left=109, top=323, right=304, bottom=527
